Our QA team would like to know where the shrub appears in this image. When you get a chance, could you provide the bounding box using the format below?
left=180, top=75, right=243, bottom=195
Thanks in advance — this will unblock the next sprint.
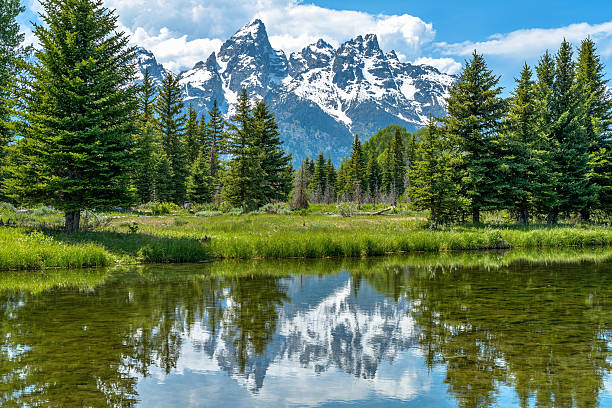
left=336, top=202, right=358, bottom=217
left=32, top=205, right=56, bottom=216
left=173, top=217, right=188, bottom=227
left=259, top=202, right=291, bottom=215
left=0, top=202, right=16, bottom=213
left=152, top=202, right=180, bottom=216
left=196, top=210, right=223, bottom=217
left=228, top=207, right=244, bottom=216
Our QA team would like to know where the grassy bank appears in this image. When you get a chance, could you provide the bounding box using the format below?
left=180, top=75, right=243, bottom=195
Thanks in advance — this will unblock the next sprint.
left=0, top=212, right=611, bottom=270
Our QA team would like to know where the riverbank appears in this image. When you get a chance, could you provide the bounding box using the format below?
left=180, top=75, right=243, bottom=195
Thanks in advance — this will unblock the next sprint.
left=1, top=213, right=611, bottom=270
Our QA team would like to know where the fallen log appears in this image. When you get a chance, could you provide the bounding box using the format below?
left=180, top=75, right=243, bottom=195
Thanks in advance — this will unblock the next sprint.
left=356, top=207, right=394, bottom=216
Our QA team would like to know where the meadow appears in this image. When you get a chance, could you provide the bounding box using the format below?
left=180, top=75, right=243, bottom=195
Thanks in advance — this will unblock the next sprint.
left=0, top=203, right=610, bottom=270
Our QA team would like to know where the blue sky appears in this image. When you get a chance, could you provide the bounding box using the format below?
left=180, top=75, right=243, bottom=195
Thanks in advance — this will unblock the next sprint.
left=18, top=0, right=612, bottom=92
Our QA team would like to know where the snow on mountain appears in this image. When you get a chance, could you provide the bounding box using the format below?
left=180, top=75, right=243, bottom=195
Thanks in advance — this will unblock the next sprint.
left=132, top=47, right=168, bottom=86
left=133, top=20, right=457, bottom=163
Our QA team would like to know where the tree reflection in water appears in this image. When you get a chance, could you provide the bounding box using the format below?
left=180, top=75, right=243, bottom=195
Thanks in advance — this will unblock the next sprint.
left=0, top=254, right=610, bottom=407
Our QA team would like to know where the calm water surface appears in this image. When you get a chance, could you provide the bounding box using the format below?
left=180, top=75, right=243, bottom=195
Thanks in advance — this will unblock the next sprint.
left=1, top=252, right=611, bottom=407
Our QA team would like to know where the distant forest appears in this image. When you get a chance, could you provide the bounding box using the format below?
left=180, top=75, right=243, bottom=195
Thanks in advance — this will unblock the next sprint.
left=0, top=0, right=610, bottom=229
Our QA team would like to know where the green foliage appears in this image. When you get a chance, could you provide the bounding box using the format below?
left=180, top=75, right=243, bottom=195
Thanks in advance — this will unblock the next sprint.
left=155, top=73, right=188, bottom=203
left=410, top=121, right=465, bottom=226
left=336, top=202, right=358, bottom=217
left=186, top=151, right=213, bottom=204
left=258, top=202, right=291, bottom=215
left=204, top=99, right=225, bottom=181
left=151, top=202, right=179, bottom=216
left=6, top=0, right=138, bottom=231
left=184, top=104, right=200, bottom=165
left=444, top=50, right=507, bottom=223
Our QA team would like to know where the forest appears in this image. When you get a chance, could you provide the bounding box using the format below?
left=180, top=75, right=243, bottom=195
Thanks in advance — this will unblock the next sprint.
left=0, top=0, right=610, bottom=234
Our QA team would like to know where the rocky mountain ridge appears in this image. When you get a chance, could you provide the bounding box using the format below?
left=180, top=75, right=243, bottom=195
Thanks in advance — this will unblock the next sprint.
left=134, top=20, right=457, bottom=163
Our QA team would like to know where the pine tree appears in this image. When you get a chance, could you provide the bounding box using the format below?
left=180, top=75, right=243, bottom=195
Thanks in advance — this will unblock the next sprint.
left=410, top=121, right=464, bottom=226
left=499, top=64, right=541, bottom=224
left=252, top=100, right=293, bottom=204
left=533, top=51, right=560, bottom=220
left=550, top=39, right=597, bottom=220
left=291, top=165, right=309, bottom=210
left=138, top=69, right=157, bottom=126
left=223, top=89, right=262, bottom=209
left=205, top=99, right=225, bottom=180
left=576, top=38, right=612, bottom=217
left=444, top=50, right=506, bottom=223
left=389, top=128, right=406, bottom=204
left=155, top=73, right=188, bottom=203
left=347, top=134, right=366, bottom=204
left=153, top=152, right=174, bottom=203
left=365, top=150, right=382, bottom=204
left=6, top=0, right=137, bottom=232
left=312, top=153, right=327, bottom=202
left=0, top=0, right=28, bottom=200
left=133, top=122, right=159, bottom=203
left=187, top=151, right=213, bottom=203
left=324, top=158, right=336, bottom=204
left=184, top=104, right=200, bottom=165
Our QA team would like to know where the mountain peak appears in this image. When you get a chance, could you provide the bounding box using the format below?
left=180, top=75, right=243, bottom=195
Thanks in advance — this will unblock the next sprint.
left=233, top=19, right=267, bottom=41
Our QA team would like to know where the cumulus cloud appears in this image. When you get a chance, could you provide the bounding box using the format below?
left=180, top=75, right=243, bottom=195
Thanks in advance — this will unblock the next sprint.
left=412, top=57, right=462, bottom=75
left=101, top=0, right=438, bottom=72
left=437, top=20, right=612, bottom=58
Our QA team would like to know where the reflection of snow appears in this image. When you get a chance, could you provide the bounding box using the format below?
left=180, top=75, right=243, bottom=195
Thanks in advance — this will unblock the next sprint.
left=141, top=272, right=427, bottom=404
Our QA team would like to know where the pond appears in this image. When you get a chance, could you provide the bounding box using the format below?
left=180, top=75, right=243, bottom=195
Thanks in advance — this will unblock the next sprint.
left=1, top=249, right=611, bottom=407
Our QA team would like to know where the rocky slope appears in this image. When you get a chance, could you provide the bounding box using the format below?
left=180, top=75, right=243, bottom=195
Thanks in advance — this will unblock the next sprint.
left=134, top=20, right=456, bottom=163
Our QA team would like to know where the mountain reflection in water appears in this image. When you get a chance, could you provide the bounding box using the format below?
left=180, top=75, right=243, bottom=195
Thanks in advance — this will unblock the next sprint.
left=1, top=252, right=611, bottom=407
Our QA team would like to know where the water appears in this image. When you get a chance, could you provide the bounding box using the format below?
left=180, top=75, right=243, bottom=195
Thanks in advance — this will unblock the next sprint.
left=1, top=251, right=611, bottom=407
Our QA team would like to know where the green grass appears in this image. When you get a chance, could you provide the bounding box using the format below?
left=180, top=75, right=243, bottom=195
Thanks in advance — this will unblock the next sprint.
left=0, top=229, right=112, bottom=270
left=0, top=212, right=610, bottom=270
left=107, top=214, right=612, bottom=260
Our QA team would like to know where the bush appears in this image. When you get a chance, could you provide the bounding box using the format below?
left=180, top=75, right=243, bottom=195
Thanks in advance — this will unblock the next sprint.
left=336, top=202, right=358, bottom=217
left=228, top=207, right=244, bottom=216
left=32, top=205, right=56, bottom=216
left=259, top=202, right=291, bottom=215
left=0, top=202, right=16, bottom=213
left=196, top=210, right=223, bottom=217
left=152, top=202, right=180, bottom=216
left=173, top=217, right=188, bottom=227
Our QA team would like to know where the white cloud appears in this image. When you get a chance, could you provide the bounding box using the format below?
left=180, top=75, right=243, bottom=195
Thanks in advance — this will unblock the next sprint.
left=412, top=57, right=462, bottom=75
left=437, top=20, right=612, bottom=59
left=101, top=0, right=437, bottom=72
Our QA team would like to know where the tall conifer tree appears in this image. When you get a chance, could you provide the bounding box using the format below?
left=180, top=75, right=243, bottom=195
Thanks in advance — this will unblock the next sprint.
left=7, top=0, right=138, bottom=231
left=205, top=99, right=224, bottom=180
left=550, top=40, right=597, bottom=220
left=576, top=38, right=612, bottom=216
left=252, top=100, right=293, bottom=204
left=184, top=104, right=200, bottom=165
left=155, top=73, right=188, bottom=203
left=444, top=51, right=506, bottom=223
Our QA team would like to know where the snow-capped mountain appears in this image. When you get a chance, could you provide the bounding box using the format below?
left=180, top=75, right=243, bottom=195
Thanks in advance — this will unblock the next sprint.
left=132, top=47, right=168, bottom=86
left=133, top=20, right=456, bottom=163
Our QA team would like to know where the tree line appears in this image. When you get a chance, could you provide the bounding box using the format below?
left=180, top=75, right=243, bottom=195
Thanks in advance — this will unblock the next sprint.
left=0, top=0, right=610, bottom=230
left=295, top=40, right=611, bottom=225
left=0, top=0, right=292, bottom=231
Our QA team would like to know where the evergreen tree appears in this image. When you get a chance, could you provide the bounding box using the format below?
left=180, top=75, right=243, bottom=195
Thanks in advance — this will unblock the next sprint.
left=223, top=89, right=262, bottom=209
left=252, top=100, right=293, bottom=203
left=138, top=69, right=156, bottom=126
left=444, top=51, right=506, bottom=223
left=410, top=121, right=464, bottom=226
left=533, top=51, right=560, bottom=219
left=205, top=99, right=225, bottom=180
left=133, top=122, right=158, bottom=203
left=7, top=0, right=137, bottom=232
left=184, top=104, right=200, bottom=165
left=186, top=151, right=213, bottom=203
left=155, top=73, right=188, bottom=203
left=365, top=150, right=382, bottom=203
left=389, top=128, right=406, bottom=204
left=347, top=134, right=366, bottom=203
left=312, top=153, right=327, bottom=201
left=291, top=165, right=309, bottom=210
left=576, top=38, right=612, bottom=216
left=550, top=40, right=597, bottom=220
left=324, top=158, right=336, bottom=204
left=0, top=0, right=27, bottom=200
left=153, top=152, right=174, bottom=203
left=499, top=64, right=541, bottom=224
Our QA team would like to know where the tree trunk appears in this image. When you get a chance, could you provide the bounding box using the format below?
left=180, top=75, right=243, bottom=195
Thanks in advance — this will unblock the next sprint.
left=519, top=208, right=529, bottom=225
left=580, top=208, right=591, bottom=223
left=547, top=210, right=558, bottom=225
left=472, top=208, right=480, bottom=224
left=65, top=210, right=81, bottom=233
